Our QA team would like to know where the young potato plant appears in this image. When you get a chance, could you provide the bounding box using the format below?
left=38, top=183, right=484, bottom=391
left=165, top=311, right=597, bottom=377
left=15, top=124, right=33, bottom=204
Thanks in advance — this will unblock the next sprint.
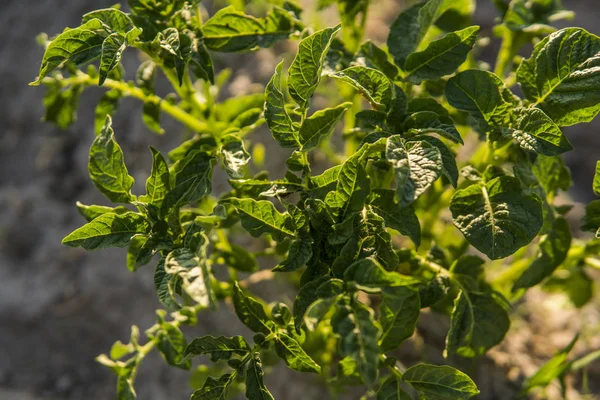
left=31, top=0, right=600, bottom=399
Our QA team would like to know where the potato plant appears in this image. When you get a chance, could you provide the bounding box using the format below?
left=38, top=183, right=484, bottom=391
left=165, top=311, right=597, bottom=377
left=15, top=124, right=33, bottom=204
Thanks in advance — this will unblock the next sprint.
left=31, top=0, right=600, bottom=399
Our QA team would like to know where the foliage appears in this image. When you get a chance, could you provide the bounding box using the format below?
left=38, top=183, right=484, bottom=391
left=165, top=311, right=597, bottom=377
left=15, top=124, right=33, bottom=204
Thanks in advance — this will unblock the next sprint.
left=32, top=0, right=600, bottom=399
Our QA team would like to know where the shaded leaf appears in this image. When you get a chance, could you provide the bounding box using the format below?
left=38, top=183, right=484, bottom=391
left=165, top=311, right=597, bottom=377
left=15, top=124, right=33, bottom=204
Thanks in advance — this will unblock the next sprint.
left=274, top=333, right=321, bottom=373
left=402, top=363, right=479, bottom=400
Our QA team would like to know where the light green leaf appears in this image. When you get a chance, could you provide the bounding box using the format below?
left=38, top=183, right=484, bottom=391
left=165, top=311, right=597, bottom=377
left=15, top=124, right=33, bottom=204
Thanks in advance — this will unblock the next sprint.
left=402, top=363, right=479, bottom=400
left=404, top=26, right=480, bottom=84
left=332, top=300, right=381, bottom=386
left=328, top=66, right=392, bottom=111
left=332, top=151, right=371, bottom=220
left=299, top=102, right=351, bottom=150
left=513, top=217, right=571, bottom=291
left=76, top=202, right=129, bottom=222
left=89, top=115, right=135, bottom=203
left=62, top=212, right=148, bottom=250
left=377, top=375, right=411, bottom=400
left=95, top=89, right=122, bottom=133
left=225, top=198, right=295, bottom=242
left=450, top=176, right=543, bottom=259
left=532, top=155, right=572, bottom=195
left=233, top=282, right=274, bottom=334
left=265, top=61, right=299, bottom=148
left=154, top=257, right=182, bottom=311
left=594, top=161, right=600, bottom=197
left=356, top=41, right=400, bottom=80
left=369, top=189, right=421, bottom=247
left=387, top=0, right=449, bottom=68
left=216, top=242, right=258, bottom=273
left=522, top=334, right=578, bottom=393
left=191, top=374, right=233, bottom=400
left=245, top=353, right=274, bottom=400
left=344, top=258, right=420, bottom=293
left=446, top=291, right=510, bottom=357
left=403, top=111, right=463, bottom=145
left=156, top=320, right=191, bottom=369
left=165, top=248, right=215, bottom=308
left=31, top=19, right=108, bottom=85
left=582, top=200, right=600, bottom=235
left=273, top=237, right=313, bottom=272
left=43, top=80, right=83, bottom=129
left=517, top=28, right=600, bottom=126
left=288, top=25, right=341, bottom=109
left=445, top=69, right=519, bottom=129
left=220, top=134, right=251, bottom=179
left=386, top=136, right=443, bottom=206
left=203, top=6, right=294, bottom=52
left=139, top=147, right=170, bottom=207
left=274, top=333, right=321, bottom=373
left=509, top=108, right=573, bottom=155
left=99, top=32, right=126, bottom=85
left=379, top=286, right=420, bottom=351
left=161, top=151, right=215, bottom=216
left=184, top=335, right=250, bottom=362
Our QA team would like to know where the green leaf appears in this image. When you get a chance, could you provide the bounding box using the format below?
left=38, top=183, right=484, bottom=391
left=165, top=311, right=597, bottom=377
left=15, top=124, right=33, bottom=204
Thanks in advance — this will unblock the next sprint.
left=95, top=89, right=122, bottom=133
left=581, top=200, right=600, bottom=235
left=450, top=176, right=543, bottom=259
left=445, top=69, right=519, bottom=129
left=265, top=61, right=299, bottom=148
left=509, top=108, right=573, bottom=155
left=154, top=257, right=182, bottom=311
left=156, top=320, right=191, bottom=369
left=233, top=282, right=274, bottom=334
left=191, top=374, right=233, bottom=400
left=402, top=363, right=479, bottom=400
left=203, top=6, right=294, bottom=52
left=190, top=39, right=214, bottom=83
left=410, top=135, right=459, bottom=188
left=594, top=161, right=600, bottom=197
left=387, top=0, right=449, bottom=68
left=513, top=217, right=571, bottom=291
left=331, top=151, right=371, bottom=220
left=99, top=32, right=126, bottom=85
left=288, top=25, right=341, bottom=109
left=42, top=80, right=83, bottom=129
left=82, top=8, right=135, bottom=34
left=76, top=202, right=129, bottom=222
left=165, top=248, right=215, bottom=308
left=299, top=103, right=351, bottom=150
left=532, top=155, right=572, bottom=195
left=328, top=66, right=392, bottom=111
left=225, top=198, right=295, bottom=242
left=161, top=151, right=215, bottom=216
left=273, top=237, right=313, bottom=272
left=369, top=189, right=421, bottom=247
left=522, top=334, right=578, bottom=393
left=245, top=353, right=274, bottom=400
left=332, top=300, right=381, bottom=386
left=446, top=291, right=510, bottom=358
left=31, top=19, right=108, bottom=85
left=386, top=136, right=443, bottom=206
left=220, top=134, right=251, bottom=179
left=136, top=61, right=163, bottom=134
left=217, top=242, right=258, bottom=273
left=344, top=258, right=420, bottom=293
left=293, top=276, right=331, bottom=332
left=379, top=286, right=420, bottom=351
left=274, top=333, right=321, bottom=373
left=139, top=147, right=170, bottom=207
left=89, top=115, right=135, bottom=203
left=404, top=26, right=480, bottom=84
left=517, top=28, right=600, bottom=126
left=185, top=335, right=250, bottom=362
left=356, top=41, right=399, bottom=81
left=62, top=212, right=148, bottom=250
left=403, top=111, right=463, bottom=145
left=377, top=375, right=411, bottom=400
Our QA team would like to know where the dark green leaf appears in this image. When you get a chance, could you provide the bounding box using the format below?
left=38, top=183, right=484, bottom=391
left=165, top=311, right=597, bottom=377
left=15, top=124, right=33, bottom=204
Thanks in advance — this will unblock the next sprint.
left=156, top=320, right=191, bottom=369
left=450, top=176, right=543, bottom=259
left=403, top=111, right=463, bottom=145
left=288, top=25, right=341, bottom=109
left=99, top=32, right=126, bottom=85
left=446, top=291, right=510, bottom=358
left=299, top=103, right=351, bottom=150
left=344, top=258, right=420, bottom=293
left=370, top=189, right=421, bottom=247
left=82, top=8, right=134, bottom=34
left=379, top=286, right=420, bottom=351
left=139, top=147, right=170, bottom=207
left=76, top=202, right=129, bottom=222
left=191, top=374, right=233, bottom=400
left=377, top=375, right=411, bottom=400
left=265, top=61, right=299, bottom=148
left=356, top=40, right=399, bottom=81
left=404, top=26, right=480, bottom=84
left=225, top=198, right=296, bottom=242
left=582, top=200, right=600, bottom=235
left=328, top=66, right=392, bottom=111
left=594, top=161, right=600, bottom=197
left=509, top=108, right=573, bottom=155
left=402, top=363, right=479, bottom=400
left=274, top=333, right=321, bottom=373
left=154, top=257, right=182, bottom=311
left=293, top=276, right=330, bottom=332
left=63, top=212, right=148, bottom=250
left=233, top=282, right=274, bottom=334
left=273, top=237, right=313, bottom=272
left=95, top=89, right=122, bottom=133
left=245, top=353, right=274, bottom=400
left=185, top=335, right=250, bottom=362
left=331, top=151, right=371, bottom=220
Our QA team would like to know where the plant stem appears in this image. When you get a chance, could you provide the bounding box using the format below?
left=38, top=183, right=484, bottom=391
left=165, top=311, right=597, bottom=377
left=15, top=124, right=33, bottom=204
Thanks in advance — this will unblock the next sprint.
left=46, top=72, right=209, bottom=133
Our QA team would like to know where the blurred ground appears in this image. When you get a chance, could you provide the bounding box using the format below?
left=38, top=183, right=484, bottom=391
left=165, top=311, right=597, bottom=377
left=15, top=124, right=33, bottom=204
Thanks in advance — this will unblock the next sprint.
left=0, top=0, right=599, bottom=399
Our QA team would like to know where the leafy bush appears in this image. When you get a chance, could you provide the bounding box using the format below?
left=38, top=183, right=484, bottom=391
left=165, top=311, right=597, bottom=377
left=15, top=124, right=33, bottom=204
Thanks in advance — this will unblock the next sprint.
left=31, top=0, right=600, bottom=399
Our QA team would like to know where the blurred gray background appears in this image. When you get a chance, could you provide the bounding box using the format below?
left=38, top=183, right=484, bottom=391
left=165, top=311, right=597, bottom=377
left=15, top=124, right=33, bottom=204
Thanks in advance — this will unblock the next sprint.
left=0, top=1, right=599, bottom=399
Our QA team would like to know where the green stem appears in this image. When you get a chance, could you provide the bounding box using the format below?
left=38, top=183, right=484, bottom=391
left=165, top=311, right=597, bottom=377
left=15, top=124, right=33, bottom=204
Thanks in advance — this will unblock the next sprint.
left=494, top=29, right=515, bottom=78
left=46, top=72, right=209, bottom=133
